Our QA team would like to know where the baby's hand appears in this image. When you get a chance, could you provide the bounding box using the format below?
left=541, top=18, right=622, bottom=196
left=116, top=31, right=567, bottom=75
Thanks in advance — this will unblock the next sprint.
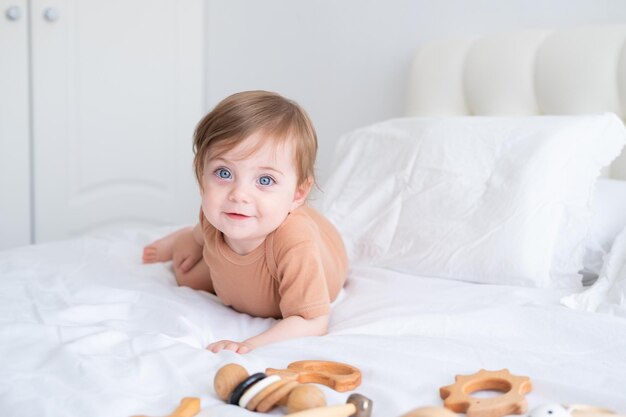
left=207, top=340, right=253, bottom=354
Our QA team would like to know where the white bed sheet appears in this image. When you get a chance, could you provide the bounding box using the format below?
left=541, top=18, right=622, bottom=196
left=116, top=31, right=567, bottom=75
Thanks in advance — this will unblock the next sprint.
left=1, top=229, right=625, bottom=417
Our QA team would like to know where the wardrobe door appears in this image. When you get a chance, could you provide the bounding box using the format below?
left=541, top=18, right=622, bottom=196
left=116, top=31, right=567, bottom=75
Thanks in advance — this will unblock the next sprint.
left=0, top=0, right=31, bottom=249
left=30, top=0, right=203, bottom=242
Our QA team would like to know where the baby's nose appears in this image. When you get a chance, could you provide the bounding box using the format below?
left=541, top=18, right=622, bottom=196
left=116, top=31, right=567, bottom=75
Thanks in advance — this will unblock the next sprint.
left=228, top=183, right=251, bottom=203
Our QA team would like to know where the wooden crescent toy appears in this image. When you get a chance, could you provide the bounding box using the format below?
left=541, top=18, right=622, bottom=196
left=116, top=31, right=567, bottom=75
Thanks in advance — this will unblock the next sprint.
left=265, top=360, right=362, bottom=392
left=439, top=369, right=532, bottom=417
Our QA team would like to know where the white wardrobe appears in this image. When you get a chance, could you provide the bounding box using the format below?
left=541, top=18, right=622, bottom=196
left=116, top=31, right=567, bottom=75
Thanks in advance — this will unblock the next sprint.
left=0, top=0, right=204, bottom=250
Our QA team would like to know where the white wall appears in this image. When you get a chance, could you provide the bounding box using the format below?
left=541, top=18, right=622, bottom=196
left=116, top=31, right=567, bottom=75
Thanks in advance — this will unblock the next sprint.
left=204, top=0, right=626, bottom=185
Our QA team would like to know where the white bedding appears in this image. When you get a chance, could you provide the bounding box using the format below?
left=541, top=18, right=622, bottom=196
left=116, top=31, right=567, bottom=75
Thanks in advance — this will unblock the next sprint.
left=2, top=229, right=625, bottom=416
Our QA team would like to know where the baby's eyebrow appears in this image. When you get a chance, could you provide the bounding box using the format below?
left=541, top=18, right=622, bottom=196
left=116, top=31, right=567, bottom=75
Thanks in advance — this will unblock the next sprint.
left=207, top=157, right=229, bottom=165
left=259, top=166, right=284, bottom=176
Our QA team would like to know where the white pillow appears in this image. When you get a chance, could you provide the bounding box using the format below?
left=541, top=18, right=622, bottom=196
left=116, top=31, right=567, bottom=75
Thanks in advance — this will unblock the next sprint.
left=581, top=178, right=626, bottom=284
left=319, top=114, right=626, bottom=289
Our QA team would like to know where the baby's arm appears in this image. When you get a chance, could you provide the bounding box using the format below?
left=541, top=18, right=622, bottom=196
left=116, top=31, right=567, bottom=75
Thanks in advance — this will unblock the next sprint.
left=143, top=226, right=192, bottom=263
left=143, top=224, right=203, bottom=267
left=207, top=314, right=329, bottom=354
left=171, top=223, right=204, bottom=273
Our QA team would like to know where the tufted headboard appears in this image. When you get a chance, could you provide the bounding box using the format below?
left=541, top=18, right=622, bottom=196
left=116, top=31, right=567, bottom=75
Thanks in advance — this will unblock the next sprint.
left=406, top=25, right=626, bottom=179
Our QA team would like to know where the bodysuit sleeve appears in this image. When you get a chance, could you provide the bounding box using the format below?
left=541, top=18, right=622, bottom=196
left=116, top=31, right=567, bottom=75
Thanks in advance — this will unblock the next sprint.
left=272, top=221, right=331, bottom=319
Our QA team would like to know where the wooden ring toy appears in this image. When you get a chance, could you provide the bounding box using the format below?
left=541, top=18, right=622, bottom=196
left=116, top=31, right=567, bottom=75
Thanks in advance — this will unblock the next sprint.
left=228, top=372, right=266, bottom=405
left=245, top=379, right=289, bottom=411
left=238, top=375, right=282, bottom=408
left=266, top=360, right=361, bottom=392
left=256, top=380, right=299, bottom=413
left=439, top=369, right=532, bottom=417
left=214, top=363, right=329, bottom=413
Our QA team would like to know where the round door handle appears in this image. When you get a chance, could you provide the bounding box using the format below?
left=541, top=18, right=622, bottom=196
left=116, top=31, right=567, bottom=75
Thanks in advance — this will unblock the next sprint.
left=43, top=7, right=60, bottom=22
left=5, top=6, right=21, bottom=21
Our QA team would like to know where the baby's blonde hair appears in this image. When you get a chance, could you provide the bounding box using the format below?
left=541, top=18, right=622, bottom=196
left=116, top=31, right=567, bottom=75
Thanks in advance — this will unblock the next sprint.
left=193, top=90, right=317, bottom=189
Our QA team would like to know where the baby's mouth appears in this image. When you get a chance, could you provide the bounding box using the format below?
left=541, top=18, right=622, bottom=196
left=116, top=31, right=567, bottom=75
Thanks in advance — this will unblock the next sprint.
left=225, top=212, right=251, bottom=220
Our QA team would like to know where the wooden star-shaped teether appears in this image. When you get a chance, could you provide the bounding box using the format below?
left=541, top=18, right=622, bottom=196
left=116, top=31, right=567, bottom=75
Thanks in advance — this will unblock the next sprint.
left=440, top=369, right=532, bottom=417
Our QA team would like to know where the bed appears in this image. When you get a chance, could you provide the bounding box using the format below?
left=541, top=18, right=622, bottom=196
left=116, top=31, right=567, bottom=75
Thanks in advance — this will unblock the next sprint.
left=2, top=25, right=626, bottom=417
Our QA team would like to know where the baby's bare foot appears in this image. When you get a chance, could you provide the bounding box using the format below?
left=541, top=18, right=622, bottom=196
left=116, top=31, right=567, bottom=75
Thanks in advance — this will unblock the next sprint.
left=142, top=228, right=191, bottom=263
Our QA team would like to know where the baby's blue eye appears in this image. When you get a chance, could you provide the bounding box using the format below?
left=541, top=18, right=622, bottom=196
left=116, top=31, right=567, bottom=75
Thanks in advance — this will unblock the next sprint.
left=258, top=176, right=274, bottom=186
left=216, top=168, right=231, bottom=179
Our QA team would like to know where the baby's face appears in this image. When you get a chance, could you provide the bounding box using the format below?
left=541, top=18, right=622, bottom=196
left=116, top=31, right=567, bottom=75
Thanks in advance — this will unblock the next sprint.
left=201, top=132, right=307, bottom=255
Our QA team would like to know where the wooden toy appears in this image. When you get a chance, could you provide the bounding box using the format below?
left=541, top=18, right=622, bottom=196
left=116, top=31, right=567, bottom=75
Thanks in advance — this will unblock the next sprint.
left=287, top=384, right=328, bottom=413
left=285, top=393, right=373, bottom=417
left=238, top=375, right=282, bottom=408
left=213, top=363, right=327, bottom=413
left=132, top=397, right=201, bottom=417
left=265, top=360, right=362, bottom=392
left=228, top=372, right=267, bottom=405
left=570, top=406, right=623, bottom=417
left=168, top=398, right=201, bottom=417
left=439, top=369, right=532, bottom=417
left=400, top=406, right=459, bottom=417
left=530, top=403, right=624, bottom=417
left=245, top=379, right=289, bottom=411
left=256, top=380, right=299, bottom=412
left=214, top=363, right=248, bottom=402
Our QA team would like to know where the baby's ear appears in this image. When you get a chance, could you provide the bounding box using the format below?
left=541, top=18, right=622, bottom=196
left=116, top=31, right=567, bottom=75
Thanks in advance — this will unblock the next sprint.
left=292, top=178, right=313, bottom=209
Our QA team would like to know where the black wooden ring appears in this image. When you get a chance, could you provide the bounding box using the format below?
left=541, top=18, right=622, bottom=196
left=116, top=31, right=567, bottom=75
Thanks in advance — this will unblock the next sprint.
left=228, top=372, right=266, bottom=405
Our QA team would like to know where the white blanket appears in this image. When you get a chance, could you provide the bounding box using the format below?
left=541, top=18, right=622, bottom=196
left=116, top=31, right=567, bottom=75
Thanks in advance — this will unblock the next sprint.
left=562, top=224, right=626, bottom=316
left=1, top=229, right=625, bottom=416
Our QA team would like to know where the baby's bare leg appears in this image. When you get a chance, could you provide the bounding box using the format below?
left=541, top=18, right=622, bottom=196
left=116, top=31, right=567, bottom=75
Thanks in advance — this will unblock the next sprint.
left=143, top=227, right=193, bottom=263
left=174, top=257, right=214, bottom=293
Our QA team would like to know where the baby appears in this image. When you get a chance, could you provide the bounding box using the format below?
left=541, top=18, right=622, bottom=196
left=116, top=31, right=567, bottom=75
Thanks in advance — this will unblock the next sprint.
left=143, top=90, right=348, bottom=353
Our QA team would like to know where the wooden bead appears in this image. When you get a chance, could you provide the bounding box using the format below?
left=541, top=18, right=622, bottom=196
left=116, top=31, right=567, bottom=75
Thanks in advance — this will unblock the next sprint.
left=213, top=363, right=248, bottom=402
left=287, top=384, right=327, bottom=413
